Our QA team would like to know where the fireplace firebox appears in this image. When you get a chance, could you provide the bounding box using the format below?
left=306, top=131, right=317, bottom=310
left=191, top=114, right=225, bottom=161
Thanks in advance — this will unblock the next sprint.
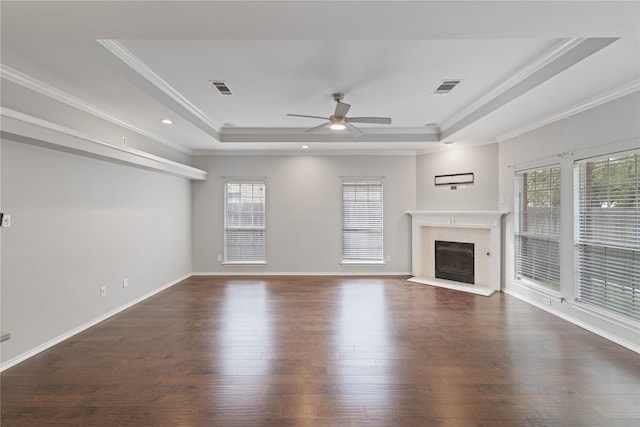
left=435, top=240, right=475, bottom=285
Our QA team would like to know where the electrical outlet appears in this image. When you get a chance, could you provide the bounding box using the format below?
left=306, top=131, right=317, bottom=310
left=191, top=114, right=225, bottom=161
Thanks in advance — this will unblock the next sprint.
left=100, top=286, right=107, bottom=297
left=385, top=254, right=391, bottom=262
left=217, top=254, right=223, bottom=262
left=1, top=214, right=11, bottom=227
left=122, top=278, right=128, bottom=289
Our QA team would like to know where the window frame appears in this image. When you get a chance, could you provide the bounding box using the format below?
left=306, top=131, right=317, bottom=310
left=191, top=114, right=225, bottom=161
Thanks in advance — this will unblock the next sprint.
left=341, top=179, right=385, bottom=265
left=514, top=164, right=562, bottom=291
left=223, top=179, right=267, bottom=265
left=574, top=149, right=639, bottom=321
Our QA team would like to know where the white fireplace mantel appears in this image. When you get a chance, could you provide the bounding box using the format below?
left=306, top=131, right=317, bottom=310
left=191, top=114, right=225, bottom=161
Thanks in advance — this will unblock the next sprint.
left=404, top=211, right=508, bottom=296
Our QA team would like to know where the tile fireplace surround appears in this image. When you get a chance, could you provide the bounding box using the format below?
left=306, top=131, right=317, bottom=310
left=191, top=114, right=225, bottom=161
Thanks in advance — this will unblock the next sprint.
left=405, top=211, right=507, bottom=296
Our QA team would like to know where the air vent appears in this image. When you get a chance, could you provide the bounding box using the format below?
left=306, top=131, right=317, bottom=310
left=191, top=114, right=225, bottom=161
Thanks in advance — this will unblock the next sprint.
left=433, top=80, right=462, bottom=94
left=210, top=80, right=233, bottom=95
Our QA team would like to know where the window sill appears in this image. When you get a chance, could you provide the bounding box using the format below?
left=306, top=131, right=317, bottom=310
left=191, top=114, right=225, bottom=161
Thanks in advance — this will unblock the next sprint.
left=513, top=278, right=563, bottom=301
left=340, top=260, right=386, bottom=266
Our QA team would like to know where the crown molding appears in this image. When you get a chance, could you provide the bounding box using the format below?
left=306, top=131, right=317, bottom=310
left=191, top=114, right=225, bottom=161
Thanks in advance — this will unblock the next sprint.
left=219, top=130, right=440, bottom=143
left=1, top=107, right=206, bottom=180
left=441, top=38, right=586, bottom=133
left=497, top=79, right=640, bottom=142
left=440, top=37, right=617, bottom=140
left=192, top=149, right=419, bottom=157
left=0, top=64, right=192, bottom=155
left=221, top=126, right=440, bottom=136
left=97, top=39, right=221, bottom=140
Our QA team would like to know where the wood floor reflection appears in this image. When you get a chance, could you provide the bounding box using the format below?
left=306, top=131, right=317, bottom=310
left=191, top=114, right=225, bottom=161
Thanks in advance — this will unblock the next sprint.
left=2, top=276, right=639, bottom=426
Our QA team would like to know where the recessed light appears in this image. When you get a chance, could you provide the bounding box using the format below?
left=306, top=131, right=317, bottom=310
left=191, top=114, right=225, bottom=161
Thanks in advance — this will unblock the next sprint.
left=444, top=141, right=453, bottom=146
left=161, top=119, right=173, bottom=125
left=301, top=145, right=309, bottom=149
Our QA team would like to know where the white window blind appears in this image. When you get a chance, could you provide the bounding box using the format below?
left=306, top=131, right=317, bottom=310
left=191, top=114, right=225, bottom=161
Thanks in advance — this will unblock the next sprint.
left=224, top=181, right=266, bottom=263
left=575, top=150, right=639, bottom=320
left=514, top=166, right=561, bottom=289
left=342, top=180, right=383, bottom=262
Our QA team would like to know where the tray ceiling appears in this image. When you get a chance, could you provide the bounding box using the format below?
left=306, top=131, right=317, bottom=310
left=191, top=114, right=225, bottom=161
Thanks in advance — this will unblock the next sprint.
left=1, top=1, right=638, bottom=155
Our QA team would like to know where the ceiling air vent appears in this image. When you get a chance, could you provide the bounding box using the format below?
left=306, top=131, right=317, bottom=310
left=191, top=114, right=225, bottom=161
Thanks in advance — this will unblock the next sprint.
left=433, top=79, right=462, bottom=94
left=210, top=80, right=233, bottom=95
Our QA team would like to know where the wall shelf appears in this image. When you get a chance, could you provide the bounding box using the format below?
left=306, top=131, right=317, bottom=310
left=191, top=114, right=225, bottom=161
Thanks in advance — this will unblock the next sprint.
left=0, top=108, right=207, bottom=181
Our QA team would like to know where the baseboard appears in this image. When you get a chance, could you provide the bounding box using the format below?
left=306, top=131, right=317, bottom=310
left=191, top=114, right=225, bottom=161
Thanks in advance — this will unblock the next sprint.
left=0, top=273, right=190, bottom=372
left=191, top=271, right=412, bottom=276
left=504, top=287, right=640, bottom=354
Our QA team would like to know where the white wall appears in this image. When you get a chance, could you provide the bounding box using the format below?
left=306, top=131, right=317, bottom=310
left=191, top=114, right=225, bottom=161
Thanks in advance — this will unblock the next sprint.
left=192, top=154, right=416, bottom=274
left=416, top=143, right=499, bottom=211
left=499, top=92, right=640, bottom=352
left=0, top=139, right=193, bottom=367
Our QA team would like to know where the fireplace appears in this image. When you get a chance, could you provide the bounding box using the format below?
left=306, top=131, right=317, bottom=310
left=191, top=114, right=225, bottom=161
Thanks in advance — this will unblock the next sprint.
left=435, top=241, right=475, bottom=284
left=405, top=211, right=507, bottom=296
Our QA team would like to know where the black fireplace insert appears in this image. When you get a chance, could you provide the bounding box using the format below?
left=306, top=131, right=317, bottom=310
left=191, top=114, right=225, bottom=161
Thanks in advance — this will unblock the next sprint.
left=435, top=240, right=475, bottom=284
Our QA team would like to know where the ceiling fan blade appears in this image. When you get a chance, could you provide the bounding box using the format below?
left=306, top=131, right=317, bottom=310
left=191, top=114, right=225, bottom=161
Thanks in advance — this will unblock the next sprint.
left=345, top=122, right=364, bottom=137
left=304, top=122, right=331, bottom=133
left=346, top=117, right=392, bottom=124
left=287, top=114, right=330, bottom=120
left=334, top=101, right=351, bottom=117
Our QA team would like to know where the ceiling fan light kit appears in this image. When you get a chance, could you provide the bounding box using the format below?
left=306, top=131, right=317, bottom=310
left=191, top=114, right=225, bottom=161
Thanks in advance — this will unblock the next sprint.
left=287, top=93, right=391, bottom=137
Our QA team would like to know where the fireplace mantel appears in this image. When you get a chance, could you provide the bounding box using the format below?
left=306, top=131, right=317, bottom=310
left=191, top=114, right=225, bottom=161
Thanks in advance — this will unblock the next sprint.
left=404, top=211, right=508, bottom=296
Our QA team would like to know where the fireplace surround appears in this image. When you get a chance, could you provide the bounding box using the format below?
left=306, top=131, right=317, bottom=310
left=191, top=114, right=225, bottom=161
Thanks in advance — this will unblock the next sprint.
left=405, top=211, right=507, bottom=296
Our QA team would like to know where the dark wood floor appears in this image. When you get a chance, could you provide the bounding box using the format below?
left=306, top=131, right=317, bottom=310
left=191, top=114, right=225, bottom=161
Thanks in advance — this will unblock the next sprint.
left=2, top=276, right=639, bottom=426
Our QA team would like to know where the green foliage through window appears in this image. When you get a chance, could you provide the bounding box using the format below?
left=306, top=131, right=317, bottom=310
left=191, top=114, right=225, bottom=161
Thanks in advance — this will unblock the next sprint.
left=515, top=166, right=561, bottom=290
left=576, top=150, right=639, bottom=320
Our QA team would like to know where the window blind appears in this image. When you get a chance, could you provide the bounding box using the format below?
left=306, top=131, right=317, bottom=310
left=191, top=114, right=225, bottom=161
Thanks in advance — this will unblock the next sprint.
left=342, top=181, right=383, bottom=262
left=575, top=150, right=639, bottom=320
left=514, top=166, right=561, bottom=289
left=224, top=181, right=266, bottom=262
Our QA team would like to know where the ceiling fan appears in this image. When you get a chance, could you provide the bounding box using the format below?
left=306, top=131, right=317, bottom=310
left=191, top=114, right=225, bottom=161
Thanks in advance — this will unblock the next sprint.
left=287, top=93, right=392, bottom=137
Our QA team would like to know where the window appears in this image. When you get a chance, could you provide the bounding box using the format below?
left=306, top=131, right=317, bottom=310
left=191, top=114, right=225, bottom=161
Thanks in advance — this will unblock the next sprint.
left=514, top=166, right=561, bottom=289
left=224, top=181, right=266, bottom=263
left=575, top=150, right=639, bottom=320
left=342, top=180, right=383, bottom=263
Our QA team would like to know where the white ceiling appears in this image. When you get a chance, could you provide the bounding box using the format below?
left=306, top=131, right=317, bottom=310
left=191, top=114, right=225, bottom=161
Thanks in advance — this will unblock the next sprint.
left=1, top=1, right=638, bottom=155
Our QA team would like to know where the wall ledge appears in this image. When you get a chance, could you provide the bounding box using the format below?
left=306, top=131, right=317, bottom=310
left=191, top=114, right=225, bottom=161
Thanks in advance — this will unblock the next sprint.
left=0, top=108, right=206, bottom=180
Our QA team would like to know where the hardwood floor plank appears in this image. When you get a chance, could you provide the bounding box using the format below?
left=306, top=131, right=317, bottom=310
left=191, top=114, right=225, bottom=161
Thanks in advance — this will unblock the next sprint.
left=2, top=276, right=639, bottom=426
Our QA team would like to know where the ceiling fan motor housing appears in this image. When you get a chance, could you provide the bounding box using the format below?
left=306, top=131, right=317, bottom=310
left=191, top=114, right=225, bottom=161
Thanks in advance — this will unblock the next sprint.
left=329, top=115, right=346, bottom=130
